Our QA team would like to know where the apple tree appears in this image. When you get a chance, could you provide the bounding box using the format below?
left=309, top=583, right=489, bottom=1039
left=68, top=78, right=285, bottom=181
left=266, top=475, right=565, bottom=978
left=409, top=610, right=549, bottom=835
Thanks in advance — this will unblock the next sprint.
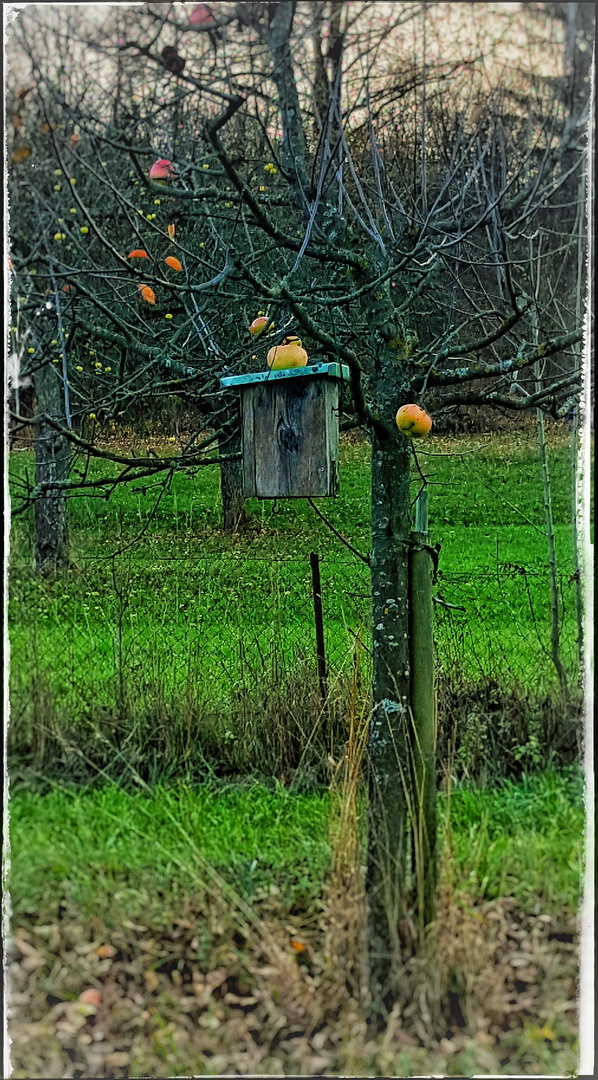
left=7, top=1, right=591, bottom=1013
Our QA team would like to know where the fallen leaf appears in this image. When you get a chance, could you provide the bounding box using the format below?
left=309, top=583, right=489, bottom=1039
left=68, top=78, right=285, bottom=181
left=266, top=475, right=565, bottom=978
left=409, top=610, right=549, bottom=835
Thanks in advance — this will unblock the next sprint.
left=165, top=256, right=182, bottom=271
left=78, top=988, right=102, bottom=1006
left=105, top=1051, right=131, bottom=1067
left=11, top=146, right=31, bottom=164
left=56, top=1018, right=79, bottom=1035
left=128, top=249, right=149, bottom=259
left=144, top=969, right=160, bottom=991
left=97, top=943, right=116, bottom=959
left=167, top=223, right=175, bottom=239
left=311, top=1028, right=329, bottom=1051
left=73, top=940, right=100, bottom=958
left=12, top=937, right=40, bottom=958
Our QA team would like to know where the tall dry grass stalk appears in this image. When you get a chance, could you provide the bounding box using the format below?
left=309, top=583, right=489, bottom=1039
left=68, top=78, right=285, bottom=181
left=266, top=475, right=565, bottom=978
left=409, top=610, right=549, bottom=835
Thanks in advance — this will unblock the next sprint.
left=315, top=640, right=500, bottom=1055
left=323, top=630, right=370, bottom=1009
left=321, top=631, right=466, bottom=1030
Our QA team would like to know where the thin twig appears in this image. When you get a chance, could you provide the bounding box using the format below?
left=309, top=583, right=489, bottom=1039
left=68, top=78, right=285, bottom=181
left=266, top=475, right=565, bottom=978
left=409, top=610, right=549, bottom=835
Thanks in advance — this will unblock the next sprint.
left=307, top=498, right=370, bottom=565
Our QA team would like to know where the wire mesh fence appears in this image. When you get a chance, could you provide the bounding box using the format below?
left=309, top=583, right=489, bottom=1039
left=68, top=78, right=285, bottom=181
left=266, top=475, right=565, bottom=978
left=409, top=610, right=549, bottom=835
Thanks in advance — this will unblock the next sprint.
left=7, top=414, right=585, bottom=789
left=8, top=545, right=580, bottom=722
left=8, top=554, right=365, bottom=719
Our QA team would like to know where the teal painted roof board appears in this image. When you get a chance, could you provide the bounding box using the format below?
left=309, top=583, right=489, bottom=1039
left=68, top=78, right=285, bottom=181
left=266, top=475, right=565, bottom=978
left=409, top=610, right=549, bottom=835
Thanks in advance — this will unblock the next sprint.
left=220, top=362, right=350, bottom=388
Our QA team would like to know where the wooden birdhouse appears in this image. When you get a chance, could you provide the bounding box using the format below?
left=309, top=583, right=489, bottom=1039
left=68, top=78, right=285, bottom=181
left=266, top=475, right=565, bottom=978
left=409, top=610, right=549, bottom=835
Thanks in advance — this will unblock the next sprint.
left=220, top=362, right=350, bottom=498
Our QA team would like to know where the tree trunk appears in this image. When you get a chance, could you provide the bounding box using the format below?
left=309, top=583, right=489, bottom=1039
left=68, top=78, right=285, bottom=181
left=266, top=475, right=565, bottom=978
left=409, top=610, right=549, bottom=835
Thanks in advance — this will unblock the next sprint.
left=309, top=3, right=330, bottom=133
left=530, top=307, right=567, bottom=690
left=356, top=267, right=434, bottom=1016
left=33, top=361, right=70, bottom=572
left=571, top=401, right=584, bottom=673
left=366, top=430, right=412, bottom=1014
left=571, top=163, right=586, bottom=674
left=535, top=403, right=567, bottom=690
left=219, top=420, right=246, bottom=535
left=562, top=2, right=594, bottom=118
left=266, top=3, right=310, bottom=195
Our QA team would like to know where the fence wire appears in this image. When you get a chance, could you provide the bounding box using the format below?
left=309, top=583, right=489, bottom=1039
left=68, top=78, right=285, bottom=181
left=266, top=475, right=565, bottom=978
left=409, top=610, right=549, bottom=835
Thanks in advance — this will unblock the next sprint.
left=8, top=547, right=579, bottom=732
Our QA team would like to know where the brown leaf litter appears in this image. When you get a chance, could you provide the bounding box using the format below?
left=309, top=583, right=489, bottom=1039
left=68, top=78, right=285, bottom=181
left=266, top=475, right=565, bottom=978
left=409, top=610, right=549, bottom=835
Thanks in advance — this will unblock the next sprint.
left=6, top=883, right=579, bottom=1078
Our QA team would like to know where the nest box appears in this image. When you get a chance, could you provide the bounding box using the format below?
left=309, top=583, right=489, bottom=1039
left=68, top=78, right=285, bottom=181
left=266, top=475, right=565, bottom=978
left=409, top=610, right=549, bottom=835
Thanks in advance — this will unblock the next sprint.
left=220, top=363, right=350, bottom=498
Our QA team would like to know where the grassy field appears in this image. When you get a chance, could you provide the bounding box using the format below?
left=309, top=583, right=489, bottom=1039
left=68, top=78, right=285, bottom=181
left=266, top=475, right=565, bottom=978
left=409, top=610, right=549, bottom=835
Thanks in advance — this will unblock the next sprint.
left=9, top=766, right=584, bottom=927
left=8, top=424, right=588, bottom=754
left=7, top=421, right=589, bottom=1076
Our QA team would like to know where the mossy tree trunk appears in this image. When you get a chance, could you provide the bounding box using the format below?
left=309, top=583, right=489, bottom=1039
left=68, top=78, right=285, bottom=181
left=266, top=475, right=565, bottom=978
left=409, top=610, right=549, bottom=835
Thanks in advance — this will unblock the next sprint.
left=361, top=276, right=431, bottom=1013
left=571, top=164, right=586, bottom=673
left=367, top=430, right=413, bottom=1012
left=266, top=2, right=310, bottom=194
left=33, top=360, right=70, bottom=573
left=257, top=8, right=442, bottom=1017
left=529, top=302, right=567, bottom=690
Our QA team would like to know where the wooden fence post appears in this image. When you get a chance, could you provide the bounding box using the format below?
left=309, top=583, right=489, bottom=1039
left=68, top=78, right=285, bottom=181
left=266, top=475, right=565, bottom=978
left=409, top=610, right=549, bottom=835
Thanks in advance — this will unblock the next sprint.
left=409, top=487, right=437, bottom=930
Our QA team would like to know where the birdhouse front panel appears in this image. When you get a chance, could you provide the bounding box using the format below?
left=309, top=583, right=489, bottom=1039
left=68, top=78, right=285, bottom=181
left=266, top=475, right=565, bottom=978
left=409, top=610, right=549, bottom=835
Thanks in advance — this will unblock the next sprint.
left=242, top=375, right=339, bottom=498
left=220, top=363, right=350, bottom=499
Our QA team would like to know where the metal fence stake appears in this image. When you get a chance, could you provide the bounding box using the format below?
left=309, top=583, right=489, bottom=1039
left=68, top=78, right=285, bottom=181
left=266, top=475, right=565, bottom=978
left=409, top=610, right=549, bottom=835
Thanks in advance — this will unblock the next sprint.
left=310, top=551, right=328, bottom=712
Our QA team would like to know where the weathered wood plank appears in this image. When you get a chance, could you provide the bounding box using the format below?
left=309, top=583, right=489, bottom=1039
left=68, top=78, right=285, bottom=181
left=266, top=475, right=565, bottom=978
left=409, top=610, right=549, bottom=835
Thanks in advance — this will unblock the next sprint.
left=242, top=386, right=256, bottom=496
left=241, top=375, right=340, bottom=498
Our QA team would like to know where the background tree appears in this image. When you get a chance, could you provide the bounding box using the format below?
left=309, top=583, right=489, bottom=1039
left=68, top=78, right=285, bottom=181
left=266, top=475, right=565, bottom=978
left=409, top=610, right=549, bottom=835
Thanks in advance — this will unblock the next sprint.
left=7, top=0, right=591, bottom=1016
left=8, top=3, right=256, bottom=538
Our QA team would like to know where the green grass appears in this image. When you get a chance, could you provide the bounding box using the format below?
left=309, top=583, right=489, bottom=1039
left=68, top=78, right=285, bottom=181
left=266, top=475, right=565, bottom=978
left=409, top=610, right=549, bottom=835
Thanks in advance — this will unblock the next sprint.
left=7, top=767, right=584, bottom=1080
left=442, top=765, right=585, bottom=912
left=8, top=780, right=333, bottom=926
left=8, top=765, right=584, bottom=928
left=8, top=428, right=589, bottom=730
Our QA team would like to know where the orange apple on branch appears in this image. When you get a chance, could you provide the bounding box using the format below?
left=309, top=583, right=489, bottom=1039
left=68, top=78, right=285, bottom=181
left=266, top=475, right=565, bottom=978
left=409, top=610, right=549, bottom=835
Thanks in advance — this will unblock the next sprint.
left=267, top=335, right=309, bottom=370
left=396, top=403, right=432, bottom=438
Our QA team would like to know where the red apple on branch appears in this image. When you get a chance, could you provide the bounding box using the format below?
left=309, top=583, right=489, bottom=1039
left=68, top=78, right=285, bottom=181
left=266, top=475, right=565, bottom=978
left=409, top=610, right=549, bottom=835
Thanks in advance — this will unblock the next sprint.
left=190, top=3, right=215, bottom=26
left=249, top=316, right=272, bottom=336
left=149, top=159, right=177, bottom=185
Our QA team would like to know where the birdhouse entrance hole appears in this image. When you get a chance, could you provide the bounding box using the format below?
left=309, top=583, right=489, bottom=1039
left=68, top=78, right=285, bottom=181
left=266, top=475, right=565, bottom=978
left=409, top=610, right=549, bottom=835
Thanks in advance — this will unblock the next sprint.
left=220, top=363, right=349, bottom=499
